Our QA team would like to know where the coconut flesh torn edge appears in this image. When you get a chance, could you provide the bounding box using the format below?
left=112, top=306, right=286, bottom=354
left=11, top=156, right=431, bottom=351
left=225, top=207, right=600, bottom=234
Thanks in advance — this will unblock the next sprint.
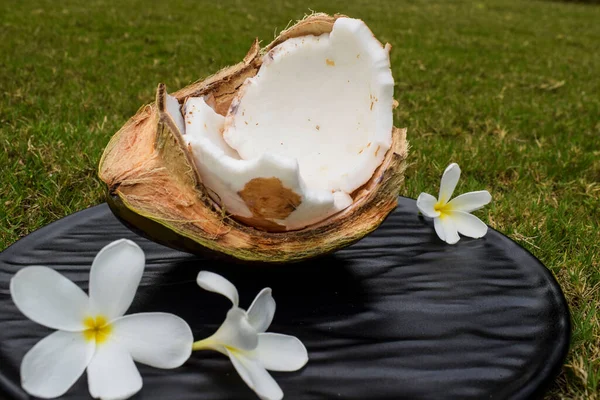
left=164, top=17, right=394, bottom=231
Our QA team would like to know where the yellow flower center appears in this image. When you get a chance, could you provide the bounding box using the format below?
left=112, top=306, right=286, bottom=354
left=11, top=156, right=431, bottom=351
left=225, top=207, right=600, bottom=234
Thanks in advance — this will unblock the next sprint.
left=82, top=315, right=112, bottom=344
left=434, top=201, right=452, bottom=218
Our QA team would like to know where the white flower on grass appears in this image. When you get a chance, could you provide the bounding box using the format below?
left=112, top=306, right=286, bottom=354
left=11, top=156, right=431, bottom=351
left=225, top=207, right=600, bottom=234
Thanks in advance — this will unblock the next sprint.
left=416, top=163, right=492, bottom=245
left=10, top=239, right=193, bottom=400
left=192, top=271, right=308, bottom=400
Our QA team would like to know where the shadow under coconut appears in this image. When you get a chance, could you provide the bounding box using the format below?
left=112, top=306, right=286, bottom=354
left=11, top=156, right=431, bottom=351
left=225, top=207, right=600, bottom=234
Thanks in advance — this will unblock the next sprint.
left=128, top=254, right=369, bottom=341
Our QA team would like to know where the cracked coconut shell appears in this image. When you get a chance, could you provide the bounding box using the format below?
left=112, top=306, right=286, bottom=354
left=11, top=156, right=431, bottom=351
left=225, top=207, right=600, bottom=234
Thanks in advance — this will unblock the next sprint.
left=98, top=13, right=408, bottom=263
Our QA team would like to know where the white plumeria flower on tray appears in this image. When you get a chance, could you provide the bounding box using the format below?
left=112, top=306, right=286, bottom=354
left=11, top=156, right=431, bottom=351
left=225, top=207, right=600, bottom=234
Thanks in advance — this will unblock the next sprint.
left=416, top=163, right=492, bottom=245
left=193, top=271, right=308, bottom=400
left=10, top=239, right=193, bottom=400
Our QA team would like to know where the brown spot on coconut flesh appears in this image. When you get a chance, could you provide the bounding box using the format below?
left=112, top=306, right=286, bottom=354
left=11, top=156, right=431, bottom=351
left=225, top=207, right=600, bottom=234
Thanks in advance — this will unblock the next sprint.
left=359, top=143, right=371, bottom=154
left=238, top=177, right=302, bottom=220
left=375, top=145, right=380, bottom=157
left=316, top=125, right=320, bottom=130
left=325, top=58, right=335, bottom=66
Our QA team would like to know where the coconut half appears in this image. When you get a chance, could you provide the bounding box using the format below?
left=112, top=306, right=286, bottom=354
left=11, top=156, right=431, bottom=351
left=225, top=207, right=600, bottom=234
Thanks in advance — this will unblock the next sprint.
left=99, top=13, right=408, bottom=263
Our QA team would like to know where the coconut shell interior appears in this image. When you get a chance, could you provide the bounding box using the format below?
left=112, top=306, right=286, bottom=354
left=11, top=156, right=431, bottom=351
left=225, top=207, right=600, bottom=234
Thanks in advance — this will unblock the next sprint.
left=98, top=13, right=408, bottom=263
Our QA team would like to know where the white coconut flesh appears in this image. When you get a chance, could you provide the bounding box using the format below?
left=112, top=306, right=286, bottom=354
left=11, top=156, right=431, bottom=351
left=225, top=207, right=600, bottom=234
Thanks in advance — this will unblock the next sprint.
left=168, top=17, right=394, bottom=231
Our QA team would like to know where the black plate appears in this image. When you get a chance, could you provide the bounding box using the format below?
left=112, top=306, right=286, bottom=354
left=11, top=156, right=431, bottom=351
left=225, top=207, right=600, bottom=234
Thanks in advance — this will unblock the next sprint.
left=0, top=197, right=570, bottom=400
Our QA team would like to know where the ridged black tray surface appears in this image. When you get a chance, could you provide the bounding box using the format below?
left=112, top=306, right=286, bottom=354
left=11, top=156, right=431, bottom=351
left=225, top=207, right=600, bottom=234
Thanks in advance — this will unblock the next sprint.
left=0, top=197, right=570, bottom=400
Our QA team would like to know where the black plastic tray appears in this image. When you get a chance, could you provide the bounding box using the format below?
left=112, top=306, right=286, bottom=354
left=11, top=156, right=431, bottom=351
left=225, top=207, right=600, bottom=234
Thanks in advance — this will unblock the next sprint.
left=0, top=197, right=570, bottom=399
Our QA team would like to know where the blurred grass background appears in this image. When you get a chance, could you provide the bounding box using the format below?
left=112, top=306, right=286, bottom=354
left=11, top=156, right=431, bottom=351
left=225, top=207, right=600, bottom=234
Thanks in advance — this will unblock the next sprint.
left=1, top=0, right=599, bottom=398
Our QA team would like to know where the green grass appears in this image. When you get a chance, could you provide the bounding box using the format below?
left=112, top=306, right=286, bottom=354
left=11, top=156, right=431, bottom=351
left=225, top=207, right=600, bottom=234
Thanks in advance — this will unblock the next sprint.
left=1, top=0, right=599, bottom=397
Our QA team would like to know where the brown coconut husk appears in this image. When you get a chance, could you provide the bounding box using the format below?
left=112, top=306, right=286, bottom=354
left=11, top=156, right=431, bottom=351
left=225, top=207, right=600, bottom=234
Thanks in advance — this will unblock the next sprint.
left=98, top=13, right=408, bottom=263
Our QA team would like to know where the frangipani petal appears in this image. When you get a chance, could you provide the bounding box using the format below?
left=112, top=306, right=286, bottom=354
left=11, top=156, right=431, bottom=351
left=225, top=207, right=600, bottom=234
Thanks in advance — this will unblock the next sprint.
left=416, top=193, right=440, bottom=218
left=111, top=313, right=193, bottom=369
left=203, top=308, right=258, bottom=353
left=433, top=217, right=446, bottom=242
left=89, top=239, right=145, bottom=320
left=21, top=330, right=95, bottom=399
left=448, top=211, right=488, bottom=239
left=247, top=288, right=276, bottom=333
left=197, top=270, right=239, bottom=307
left=87, top=340, right=142, bottom=400
left=254, top=333, right=308, bottom=372
left=11, top=266, right=89, bottom=331
left=226, top=349, right=284, bottom=400
left=438, top=163, right=461, bottom=204
left=437, top=216, right=460, bottom=245
left=447, top=190, right=492, bottom=212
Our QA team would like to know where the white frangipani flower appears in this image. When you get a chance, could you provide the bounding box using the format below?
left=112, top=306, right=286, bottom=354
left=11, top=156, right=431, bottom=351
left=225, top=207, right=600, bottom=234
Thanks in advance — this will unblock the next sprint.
left=193, top=271, right=308, bottom=400
left=10, top=239, right=193, bottom=400
left=416, top=163, right=492, bottom=245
